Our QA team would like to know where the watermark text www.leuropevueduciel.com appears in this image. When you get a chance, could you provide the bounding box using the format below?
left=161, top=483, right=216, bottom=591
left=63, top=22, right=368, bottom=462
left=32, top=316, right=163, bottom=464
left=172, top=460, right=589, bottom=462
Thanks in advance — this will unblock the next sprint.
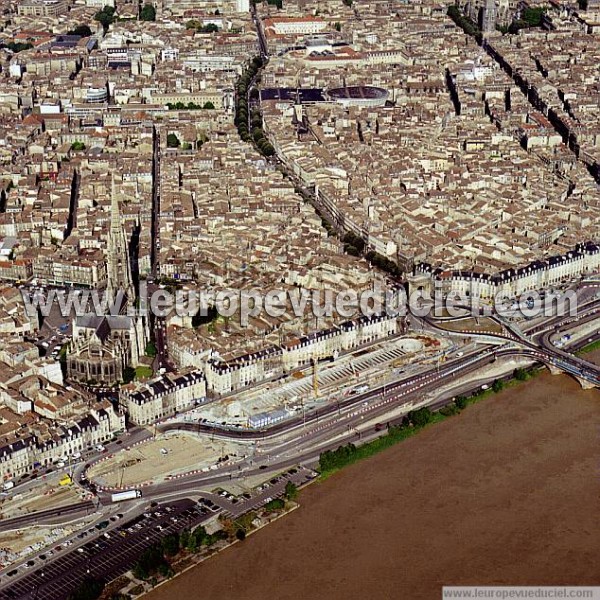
left=20, top=281, right=579, bottom=326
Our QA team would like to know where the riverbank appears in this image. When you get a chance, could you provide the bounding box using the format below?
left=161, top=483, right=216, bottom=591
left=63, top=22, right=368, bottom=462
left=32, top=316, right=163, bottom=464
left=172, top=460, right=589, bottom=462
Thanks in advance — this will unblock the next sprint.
left=146, top=358, right=600, bottom=600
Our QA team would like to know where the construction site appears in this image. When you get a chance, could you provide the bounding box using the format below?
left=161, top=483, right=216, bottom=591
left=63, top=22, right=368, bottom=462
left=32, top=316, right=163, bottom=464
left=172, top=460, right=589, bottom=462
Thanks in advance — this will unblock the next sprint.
left=177, top=333, right=452, bottom=430
left=86, top=433, right=248, bottom=488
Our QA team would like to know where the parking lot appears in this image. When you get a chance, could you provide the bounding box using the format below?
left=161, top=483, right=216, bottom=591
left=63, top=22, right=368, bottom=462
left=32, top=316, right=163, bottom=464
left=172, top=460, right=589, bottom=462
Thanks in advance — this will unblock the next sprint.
left=0, top=465, right=316, bottom=600
left=205, top=465, right=317, bottom=519
left=0, top=499, right=210, bottom=600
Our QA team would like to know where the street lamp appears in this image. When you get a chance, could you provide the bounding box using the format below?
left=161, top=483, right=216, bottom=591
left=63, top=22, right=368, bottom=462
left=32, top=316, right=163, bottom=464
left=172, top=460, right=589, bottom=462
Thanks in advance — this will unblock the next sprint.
left=32, top=571, right=44, bottom=599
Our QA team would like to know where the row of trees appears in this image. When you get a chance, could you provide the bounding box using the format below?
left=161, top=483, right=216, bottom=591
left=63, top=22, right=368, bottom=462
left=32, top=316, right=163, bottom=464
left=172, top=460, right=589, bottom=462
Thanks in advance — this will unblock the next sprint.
left=250, top=0, right=283, bottom=8
left=132, top=525, right=223, bottom=581
left=185, top=20, right=220, bottom=33
left=319, top=365, right=543, bottom=473
left=364, top=250, right=402, bottom=277
left=177, top=524, right=224, bottom=553
left=166, top=101, right=215, bottom=110
left=1, top=41, right=33, bottom=53
left=447, top=5, right=482, bottom=43
left=341, top=225, right=402, bottom=278
left=448, top=3, right=546, bottom=38
left=234, top=57, right=276, bottom=156
left=319, top=407, right=434, bottom=472
left=341, top=231, right=365, bottom=256
left=132, top=543, right=172, bottom=580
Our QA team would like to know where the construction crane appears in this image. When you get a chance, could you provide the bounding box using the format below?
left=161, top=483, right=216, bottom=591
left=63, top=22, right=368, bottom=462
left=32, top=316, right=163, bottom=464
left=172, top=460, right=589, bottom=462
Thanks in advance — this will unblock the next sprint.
left=312, top=355, right=319, bottom=398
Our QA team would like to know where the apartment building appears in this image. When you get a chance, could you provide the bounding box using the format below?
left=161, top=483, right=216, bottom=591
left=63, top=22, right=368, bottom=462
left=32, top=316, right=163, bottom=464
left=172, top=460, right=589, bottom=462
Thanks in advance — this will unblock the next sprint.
left=121, top=370, right=206, bottom=425
left=17, top=0, right=69, bottom=17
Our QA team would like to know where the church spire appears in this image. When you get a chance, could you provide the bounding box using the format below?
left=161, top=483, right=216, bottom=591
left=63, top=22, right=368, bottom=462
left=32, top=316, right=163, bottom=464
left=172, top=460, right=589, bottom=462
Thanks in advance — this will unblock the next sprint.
left=107, top=175, right=134, bottom=307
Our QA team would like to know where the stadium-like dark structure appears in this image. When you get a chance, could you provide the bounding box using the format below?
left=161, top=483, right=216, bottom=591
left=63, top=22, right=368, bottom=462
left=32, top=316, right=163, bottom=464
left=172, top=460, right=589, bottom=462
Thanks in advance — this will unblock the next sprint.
left=325, top=85, right=389, bottom=106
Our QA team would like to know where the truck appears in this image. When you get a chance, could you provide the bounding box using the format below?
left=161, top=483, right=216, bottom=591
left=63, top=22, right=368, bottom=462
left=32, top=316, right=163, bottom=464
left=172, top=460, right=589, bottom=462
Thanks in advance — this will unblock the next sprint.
left=111, top=490, right=142, bottom=503
left=2, top=481, right=14, bottom=491
left=59, top=475, right=73, bottom=486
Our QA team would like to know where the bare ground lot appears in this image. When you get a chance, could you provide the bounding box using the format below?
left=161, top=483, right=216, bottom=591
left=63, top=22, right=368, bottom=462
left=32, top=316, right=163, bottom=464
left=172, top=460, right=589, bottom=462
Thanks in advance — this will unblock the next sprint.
left=87, top=434, right=244, bottom=487
left=146, top=360, right=600, bottom=600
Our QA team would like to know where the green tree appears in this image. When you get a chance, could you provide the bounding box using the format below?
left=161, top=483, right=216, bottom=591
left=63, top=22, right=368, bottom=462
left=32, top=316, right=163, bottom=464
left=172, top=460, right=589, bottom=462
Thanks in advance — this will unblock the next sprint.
left=186, top=534, right=198, bottom=552
left=261, top=143, right=275, bottom=156
left=132, top=544, right=168, bottom=580
left=264, top=498, right=285, bottom=511
left=514, top=367, right=528, bottom=381
left=161, top=534, right=179, bottom=556
left=522, top=6, right=544, bottom=26
left=203, top=101, right=215, bottom=109
left=4, top=42, right=33, bottom=53
left=284, top=480, right=298, bottom=501
left=508, top=19, right=528, bottom=33
left=68, top=577, right=105, bottom=600
left=334, top=21, right=341, bottom=31
left=342, top=231, right=365, bottom=253
left=492, top=379, right=504, bottom=393
left=140, top=3, right=156, bottom=21
left=455, top=396, right=468, bottom=410
left=408, top=407, right=433, bottom=428
left=122, top=366, right=135, bottom=384
left=166, top=133, right=180, bottom=148
left=71, top=141, right=86, bottom=151
left=67, top=24, right=92, bottom=37
left=145, top=341, right=157, bottom=357
left=179, top=529, right=190, bottom=548
left=94, top=6, right=117, bottom=30
left=235, top=528, right=246, bottom=540
left=189, top=525, right=207, bottom=549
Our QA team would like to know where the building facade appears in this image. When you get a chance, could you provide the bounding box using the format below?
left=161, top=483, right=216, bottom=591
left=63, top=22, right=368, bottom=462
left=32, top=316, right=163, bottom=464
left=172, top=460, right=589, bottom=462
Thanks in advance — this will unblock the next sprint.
left=67, top=182, right=147, bottom=385
left=121, top=370, right=206, bottom=425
